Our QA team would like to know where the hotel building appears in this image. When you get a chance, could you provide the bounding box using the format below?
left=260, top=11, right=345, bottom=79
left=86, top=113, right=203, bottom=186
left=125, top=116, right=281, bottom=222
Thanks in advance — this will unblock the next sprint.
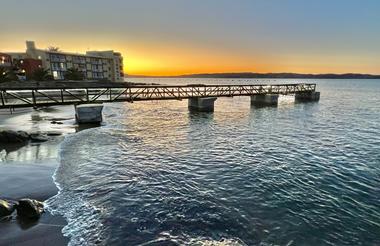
left=6, top=41, right=124, bottom=82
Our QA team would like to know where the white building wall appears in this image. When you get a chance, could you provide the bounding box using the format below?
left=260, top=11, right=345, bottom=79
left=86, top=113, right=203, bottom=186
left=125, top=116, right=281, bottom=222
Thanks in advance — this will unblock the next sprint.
left=19, top=41, right=124, bottom=81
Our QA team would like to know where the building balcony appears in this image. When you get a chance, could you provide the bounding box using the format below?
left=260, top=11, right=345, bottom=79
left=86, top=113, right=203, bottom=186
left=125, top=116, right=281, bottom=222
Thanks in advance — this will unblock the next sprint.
left=51, top=58, right=66, bottom=62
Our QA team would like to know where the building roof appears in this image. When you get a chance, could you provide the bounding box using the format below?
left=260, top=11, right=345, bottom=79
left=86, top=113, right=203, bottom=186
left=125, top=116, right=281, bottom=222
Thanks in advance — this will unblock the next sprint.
left=45, top=50, right=113, bottom=60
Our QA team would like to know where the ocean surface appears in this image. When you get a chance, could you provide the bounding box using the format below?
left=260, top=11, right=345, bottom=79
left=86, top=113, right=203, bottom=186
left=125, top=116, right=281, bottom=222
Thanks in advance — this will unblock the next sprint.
left=46, top=79, right=380, bottom=245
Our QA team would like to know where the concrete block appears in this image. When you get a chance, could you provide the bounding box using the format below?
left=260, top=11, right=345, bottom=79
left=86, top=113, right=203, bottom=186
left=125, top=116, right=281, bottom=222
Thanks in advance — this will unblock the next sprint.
left=75, top=104, right=103, bottom=124
left=295, top=91, right=320, bottom=102
left=188, top=97, right=217, bottom=112
left=251, top=94, right=279, bottom=106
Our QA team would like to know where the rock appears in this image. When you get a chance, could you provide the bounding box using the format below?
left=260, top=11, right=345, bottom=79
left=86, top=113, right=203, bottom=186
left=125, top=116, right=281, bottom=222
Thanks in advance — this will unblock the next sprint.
left=30, top=133, right=49, bottom=143
left=16, top=131, right=30, bottom=140
left=16, top=199, right=44, bottom=219
left=49, top=117, right=70, bottom=121
left=46, top=131, right=62, bottom=136
left=51, top=121, right=63, bottom=125
left=0, top=199, right=16, bottom=218
left=0, top=130, right=30, bottom=143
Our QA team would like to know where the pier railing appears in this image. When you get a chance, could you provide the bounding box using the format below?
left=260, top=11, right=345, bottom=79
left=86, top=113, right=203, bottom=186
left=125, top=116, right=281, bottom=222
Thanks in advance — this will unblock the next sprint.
left=0, top=83, right=316, bottom=108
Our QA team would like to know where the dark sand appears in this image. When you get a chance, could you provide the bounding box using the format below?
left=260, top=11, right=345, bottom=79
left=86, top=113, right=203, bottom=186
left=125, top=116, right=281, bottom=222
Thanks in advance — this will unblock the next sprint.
left=0, top=106, right=77, bottom=246
left=0, top=165, right=69, bottom=246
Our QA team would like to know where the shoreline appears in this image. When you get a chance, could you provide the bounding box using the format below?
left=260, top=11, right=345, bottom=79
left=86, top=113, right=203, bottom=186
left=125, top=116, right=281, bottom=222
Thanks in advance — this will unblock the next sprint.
left=0, top=106, right=78, bottom=246
left=0, top=164, right=69, bottom=245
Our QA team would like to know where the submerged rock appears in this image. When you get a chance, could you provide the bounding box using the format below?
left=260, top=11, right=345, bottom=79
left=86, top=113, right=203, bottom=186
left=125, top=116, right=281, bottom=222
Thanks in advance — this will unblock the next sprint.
left=0, top=130, right=30, bottom=143
left=46, top=131, right=62, bottom=136
left=0, top=199, right=16, bottom=218
left=51, top=120, right=63, bottom=125
left=16, top=199, right=44, bottom=219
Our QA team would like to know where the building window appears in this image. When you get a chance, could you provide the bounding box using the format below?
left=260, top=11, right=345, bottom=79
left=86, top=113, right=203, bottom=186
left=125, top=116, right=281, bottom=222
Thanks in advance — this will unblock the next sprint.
left=52, top=71, right=65, bottom=80
left=53, top=71, right=58, bottom=79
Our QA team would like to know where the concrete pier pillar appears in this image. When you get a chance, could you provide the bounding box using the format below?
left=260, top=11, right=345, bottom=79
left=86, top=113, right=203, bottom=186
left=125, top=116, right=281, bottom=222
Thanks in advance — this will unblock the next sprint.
left=188, top=97, right=217, bottom=112
left=251, top=94, right=279, bottom=107
left=75, top=104, right=104, bottom=124
left=295, top=91, right=320, bottom=102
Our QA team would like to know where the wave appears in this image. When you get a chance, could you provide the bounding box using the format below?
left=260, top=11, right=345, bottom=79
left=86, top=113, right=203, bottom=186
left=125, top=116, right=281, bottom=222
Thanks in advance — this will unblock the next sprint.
left=46, top=128, right=107, bottom=245
left=44, top=78, right=380, bottom=245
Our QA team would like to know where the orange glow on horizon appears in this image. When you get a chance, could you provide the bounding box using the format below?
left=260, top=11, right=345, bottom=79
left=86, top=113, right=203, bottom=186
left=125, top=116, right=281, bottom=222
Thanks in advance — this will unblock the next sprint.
left=1, top=38, right=379, bottom=76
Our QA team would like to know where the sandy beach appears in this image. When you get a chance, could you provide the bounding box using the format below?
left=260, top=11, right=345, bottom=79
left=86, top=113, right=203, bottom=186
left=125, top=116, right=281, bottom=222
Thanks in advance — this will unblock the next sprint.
left=0, top=164, right=68, bottom=245
left=0, top=106, right=77, bottom=246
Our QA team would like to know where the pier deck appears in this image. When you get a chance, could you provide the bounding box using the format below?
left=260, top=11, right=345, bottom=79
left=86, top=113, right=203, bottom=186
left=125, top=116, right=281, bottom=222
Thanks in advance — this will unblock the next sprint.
left=0, top=81, right=317, bottom=108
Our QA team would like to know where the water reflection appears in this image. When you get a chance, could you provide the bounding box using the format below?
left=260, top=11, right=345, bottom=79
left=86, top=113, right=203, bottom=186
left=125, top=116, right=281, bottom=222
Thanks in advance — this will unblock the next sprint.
left=0, top=105, right=76, bottom=165
left=0, top=138, right=63, bottom=164
left=187, top=111, right=214, bottom=124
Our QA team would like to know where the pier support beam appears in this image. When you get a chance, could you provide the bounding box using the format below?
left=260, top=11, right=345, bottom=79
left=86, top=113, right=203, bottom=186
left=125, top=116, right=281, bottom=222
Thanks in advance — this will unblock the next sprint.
left=295, top=91, right=320, bottom=102
left=188, top=97, right=217, bottom=112
left=75, top=104, right=104, bottom=124
left=251, top=94, right=279, bottom=107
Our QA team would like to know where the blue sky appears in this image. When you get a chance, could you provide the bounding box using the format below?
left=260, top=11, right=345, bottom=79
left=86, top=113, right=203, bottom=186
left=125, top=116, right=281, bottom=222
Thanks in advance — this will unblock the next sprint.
left=1, top=0, right=379, bottom=75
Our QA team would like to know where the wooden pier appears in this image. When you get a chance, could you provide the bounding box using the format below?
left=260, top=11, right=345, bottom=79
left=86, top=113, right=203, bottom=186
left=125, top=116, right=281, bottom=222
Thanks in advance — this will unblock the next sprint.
left=0, top=81, right=319, bottom=109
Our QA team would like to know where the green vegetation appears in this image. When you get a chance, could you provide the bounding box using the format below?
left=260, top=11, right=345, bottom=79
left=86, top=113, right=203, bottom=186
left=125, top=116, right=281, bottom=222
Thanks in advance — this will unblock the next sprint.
left=64, top=68, right=84, bottom=81
left=31, top=68, right=53, bottom=81
left=47, top=46, right=60, bottom=52
left=0, top=67, right=18, bottom=83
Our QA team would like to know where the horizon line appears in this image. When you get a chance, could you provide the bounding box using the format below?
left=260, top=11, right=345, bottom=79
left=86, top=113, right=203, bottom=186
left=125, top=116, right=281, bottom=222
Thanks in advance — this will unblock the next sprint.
left=127, top=71, right=380, bottom=78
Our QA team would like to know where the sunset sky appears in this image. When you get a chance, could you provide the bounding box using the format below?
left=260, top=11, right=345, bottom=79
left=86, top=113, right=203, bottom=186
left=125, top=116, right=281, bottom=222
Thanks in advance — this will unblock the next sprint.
left=1, top=0, right=380, bottom=76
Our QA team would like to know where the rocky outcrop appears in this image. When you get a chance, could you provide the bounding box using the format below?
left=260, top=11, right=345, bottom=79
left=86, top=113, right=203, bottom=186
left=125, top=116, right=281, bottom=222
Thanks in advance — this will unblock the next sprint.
left=0, top=130, right=30, bottom=143
left=29, top=133, right=49, bottom=143
left=0, top=199, right=16, bottom=218
left=16, top=199, right=44, bottom=219
left=0, top=130, right=62, bottom=144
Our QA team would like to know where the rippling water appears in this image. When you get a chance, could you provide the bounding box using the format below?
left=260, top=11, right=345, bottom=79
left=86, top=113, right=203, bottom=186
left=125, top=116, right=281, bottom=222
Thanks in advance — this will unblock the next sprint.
left=46, top=79, right=380, bottom=245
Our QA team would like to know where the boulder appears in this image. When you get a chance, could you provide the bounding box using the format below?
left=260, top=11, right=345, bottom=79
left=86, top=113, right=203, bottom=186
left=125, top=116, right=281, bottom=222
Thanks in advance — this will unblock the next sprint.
left=16, top=131, right=30, bottom=140
left=30, top=133, right=49, bottom=143
left=16, top=199, right=44, bottom=219
left=0, top=199, right=16, bottom=218
left=0, top=130, right=30, bottom=143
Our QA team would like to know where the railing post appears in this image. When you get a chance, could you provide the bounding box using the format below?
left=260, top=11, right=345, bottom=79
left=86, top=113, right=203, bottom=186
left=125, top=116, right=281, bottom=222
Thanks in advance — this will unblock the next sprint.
left=32, top=90, right=36, bottom=106
left=86, top=88, right=89, bottom=102
left=0, top=90, right=5, bottom=106
left=61, top=89, right=64, bottom=103
left=129, top=88, right=133, bottom=102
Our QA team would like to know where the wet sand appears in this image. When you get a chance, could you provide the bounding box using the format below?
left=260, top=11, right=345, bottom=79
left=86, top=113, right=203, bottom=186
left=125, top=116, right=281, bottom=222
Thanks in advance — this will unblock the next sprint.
left=0, top=165, right=69, bottom=246
left=0, top=106, right=77, bottom=246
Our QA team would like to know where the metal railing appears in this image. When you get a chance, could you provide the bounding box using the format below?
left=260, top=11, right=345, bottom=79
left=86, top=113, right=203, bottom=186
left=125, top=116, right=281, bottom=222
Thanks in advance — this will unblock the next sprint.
left=0, top=83, right=316, bottom=108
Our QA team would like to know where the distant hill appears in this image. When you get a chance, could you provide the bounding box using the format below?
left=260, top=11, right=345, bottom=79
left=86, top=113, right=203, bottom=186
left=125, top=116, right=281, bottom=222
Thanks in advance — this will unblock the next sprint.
left=128, top=73, right=380, bottom=79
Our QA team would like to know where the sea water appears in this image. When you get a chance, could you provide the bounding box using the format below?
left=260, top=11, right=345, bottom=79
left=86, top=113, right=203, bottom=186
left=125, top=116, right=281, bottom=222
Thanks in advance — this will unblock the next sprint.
left=46, top=79, right=380, bottom=245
